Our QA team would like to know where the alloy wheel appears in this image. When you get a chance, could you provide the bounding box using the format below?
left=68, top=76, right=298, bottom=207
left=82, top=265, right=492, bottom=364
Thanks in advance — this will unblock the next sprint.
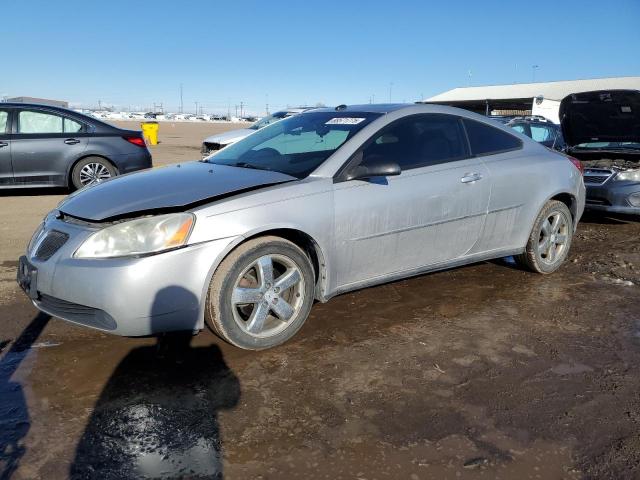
left=537, top=211, right=569, bottom=265
left=231, top=254, right=305, bottom=337
left=79, top=162, right=112, bottom=186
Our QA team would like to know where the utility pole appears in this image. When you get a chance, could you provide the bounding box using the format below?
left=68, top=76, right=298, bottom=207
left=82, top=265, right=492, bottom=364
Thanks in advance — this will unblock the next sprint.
left=180, top=84, right=184, bottom=113
left=240, top=101, right=244, bottom=118
left=227, top=99, right=231, bottom=120
left=98, top=99, right=102, bottom=110
left=235, top=105, right=238, bottom=117
left=195, top=101, right=198, bottom=115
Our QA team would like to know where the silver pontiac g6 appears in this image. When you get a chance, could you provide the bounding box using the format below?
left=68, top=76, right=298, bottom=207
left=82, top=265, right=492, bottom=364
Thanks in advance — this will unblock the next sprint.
left=18, top=104, right=585, bottom=350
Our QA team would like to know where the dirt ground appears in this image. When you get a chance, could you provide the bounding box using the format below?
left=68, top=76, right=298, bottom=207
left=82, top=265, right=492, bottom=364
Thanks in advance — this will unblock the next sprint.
left=1, top=123, right=640, bottom=479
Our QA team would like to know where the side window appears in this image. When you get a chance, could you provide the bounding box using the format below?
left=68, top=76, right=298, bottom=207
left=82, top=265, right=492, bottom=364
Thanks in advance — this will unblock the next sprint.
left=530, top=124, right=554, bottom=142
left=18, top=110, right=64, bottom=134
left=64, top=118, right=83, bottom=133
left=360, top=114, right=469, bottom=171
left=510, top=123, right=529, bottom=137
left=0, top=111, right=8, bottom=134
left=463, top=118, right=522, bottom=156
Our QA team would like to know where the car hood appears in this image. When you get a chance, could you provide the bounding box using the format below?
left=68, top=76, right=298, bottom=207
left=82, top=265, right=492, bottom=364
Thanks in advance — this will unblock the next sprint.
left=58, top=161, right=297, bottom=221
left=203, top=128, right=253, bottom=145
left=559, top=89, right=640, bottom=148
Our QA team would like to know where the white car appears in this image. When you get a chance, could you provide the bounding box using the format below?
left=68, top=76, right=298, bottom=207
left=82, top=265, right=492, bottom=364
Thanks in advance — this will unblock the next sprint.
left=201, top=107, right=313, bottom=156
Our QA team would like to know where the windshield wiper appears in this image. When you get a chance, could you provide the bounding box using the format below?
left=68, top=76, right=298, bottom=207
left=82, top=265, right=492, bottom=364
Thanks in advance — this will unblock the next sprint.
left=229, top=162, right=271, bottom=171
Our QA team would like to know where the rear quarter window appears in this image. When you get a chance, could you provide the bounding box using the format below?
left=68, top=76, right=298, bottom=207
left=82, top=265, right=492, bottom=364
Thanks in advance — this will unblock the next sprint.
left=463, top=118, right=522, bottom=156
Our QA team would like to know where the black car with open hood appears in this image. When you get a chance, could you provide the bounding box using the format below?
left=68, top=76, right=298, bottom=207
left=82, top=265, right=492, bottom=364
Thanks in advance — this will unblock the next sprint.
left=560, top=90, right=640, bottom=215
left=560, top=89, right=640, bottom=159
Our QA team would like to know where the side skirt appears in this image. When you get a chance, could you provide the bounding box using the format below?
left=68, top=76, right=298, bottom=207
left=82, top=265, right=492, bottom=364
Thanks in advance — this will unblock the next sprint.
left=323, top=247, right=525, bottom=301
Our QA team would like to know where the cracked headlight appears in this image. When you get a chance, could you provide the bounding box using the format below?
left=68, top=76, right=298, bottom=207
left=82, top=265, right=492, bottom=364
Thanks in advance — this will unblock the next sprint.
left=74, top=213, right=195, bottom=259
left=616, top=169, right=640, bottom=182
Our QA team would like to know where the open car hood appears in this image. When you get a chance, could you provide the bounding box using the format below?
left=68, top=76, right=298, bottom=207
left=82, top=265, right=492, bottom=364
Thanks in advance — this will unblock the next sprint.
left=58, top=161, right=296, bottom=222
left=559, top=90, right=640, bottom=148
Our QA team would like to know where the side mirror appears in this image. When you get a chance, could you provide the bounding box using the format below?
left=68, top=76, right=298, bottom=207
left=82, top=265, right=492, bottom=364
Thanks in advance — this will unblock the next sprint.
left=346, top=156, right=402, bottom=181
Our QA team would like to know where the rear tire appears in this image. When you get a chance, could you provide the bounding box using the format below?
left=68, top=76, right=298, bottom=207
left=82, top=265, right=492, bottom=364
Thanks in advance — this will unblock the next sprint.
left=516, top=200, right=573, bottom=274
left=205, top=236, right=315, bottom=350
left=71, top=156, right=117, bottom=190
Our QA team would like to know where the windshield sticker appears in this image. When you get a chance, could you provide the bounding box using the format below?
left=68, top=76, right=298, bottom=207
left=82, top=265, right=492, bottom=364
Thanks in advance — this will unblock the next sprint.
left=325, top=117, right=366, bottom=125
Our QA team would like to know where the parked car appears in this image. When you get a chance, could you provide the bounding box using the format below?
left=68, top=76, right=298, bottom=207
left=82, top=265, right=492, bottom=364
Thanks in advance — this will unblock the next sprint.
left=507, top=117, right=566, bottom=151
left=18, top=104, right=585, bottom=350
left=201, top=107, right=313, bottom=156
left=559, top=89, right=640, bottom=215
left=0, top=103, right=152, bottom=190
left=488, top=115, right=519, bottom=124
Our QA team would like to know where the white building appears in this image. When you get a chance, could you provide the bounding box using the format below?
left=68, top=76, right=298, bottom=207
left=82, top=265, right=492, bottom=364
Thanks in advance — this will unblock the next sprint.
left=423, top=76, right=640, bottom=123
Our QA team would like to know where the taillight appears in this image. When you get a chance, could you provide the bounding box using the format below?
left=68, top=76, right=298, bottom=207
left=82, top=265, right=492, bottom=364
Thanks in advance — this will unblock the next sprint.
left=567, top=155, right=584, bottom=174
left=124, top=136, right=146, bottom=147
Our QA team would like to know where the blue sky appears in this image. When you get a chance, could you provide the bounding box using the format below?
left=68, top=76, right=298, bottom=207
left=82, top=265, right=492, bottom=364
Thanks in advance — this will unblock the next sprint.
left=3, top=0, right=639, bottom=115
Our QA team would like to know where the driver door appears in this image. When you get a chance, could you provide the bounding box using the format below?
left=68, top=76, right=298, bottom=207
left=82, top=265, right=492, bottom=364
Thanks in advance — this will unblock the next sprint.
left=332, top=114, right=491, bottom=288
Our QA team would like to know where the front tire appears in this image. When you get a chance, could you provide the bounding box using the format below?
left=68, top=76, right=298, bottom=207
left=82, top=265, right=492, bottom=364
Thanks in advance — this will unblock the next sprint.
left=71, top=157, right=117, bottom=190
left=205, top=236, right=315, bottom=350
left=516, top=200, right=573, bottom=274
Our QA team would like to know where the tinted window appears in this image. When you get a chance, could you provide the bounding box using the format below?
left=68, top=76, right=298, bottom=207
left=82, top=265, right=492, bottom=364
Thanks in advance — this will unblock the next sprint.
left=0, top=111, right=8, bottom=134
left=18, top=110, right=63, bottom=134
left=360, top=114, right=469, bottom=171
left=463, top=118, right=521, bottom=156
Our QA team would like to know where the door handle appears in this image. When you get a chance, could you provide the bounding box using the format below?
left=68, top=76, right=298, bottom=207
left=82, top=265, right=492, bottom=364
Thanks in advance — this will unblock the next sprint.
left=0, top=142, right=8, bottom=148
left=461, top=173, right=483, bottom=184
left=64, top=138, right=80, bottom=145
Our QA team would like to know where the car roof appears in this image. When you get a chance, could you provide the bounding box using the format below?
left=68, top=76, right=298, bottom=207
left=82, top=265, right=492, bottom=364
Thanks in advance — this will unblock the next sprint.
left=306, top=103, right=412, bottom=115
left=1, top=102, right=75, bottom=112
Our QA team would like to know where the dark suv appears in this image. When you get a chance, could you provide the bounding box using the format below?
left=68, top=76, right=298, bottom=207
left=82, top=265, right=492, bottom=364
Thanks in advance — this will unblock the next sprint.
left=0, top=103, right=152, bottom=190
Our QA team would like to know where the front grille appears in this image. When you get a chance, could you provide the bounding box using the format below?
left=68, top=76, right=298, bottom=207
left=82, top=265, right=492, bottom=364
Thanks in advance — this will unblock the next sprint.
left=583, top=169, right=613, bottom=185
left=37, top=294, right=117, bottom=331
left=34, top=230, right=69, bottom=260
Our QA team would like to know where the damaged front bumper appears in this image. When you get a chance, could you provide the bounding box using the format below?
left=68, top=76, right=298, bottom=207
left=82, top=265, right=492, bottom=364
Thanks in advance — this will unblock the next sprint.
left=17, top=214, right=238, bottom=336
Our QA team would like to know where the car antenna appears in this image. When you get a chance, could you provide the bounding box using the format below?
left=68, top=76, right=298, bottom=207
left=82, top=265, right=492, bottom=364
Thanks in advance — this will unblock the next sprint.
left=335, top=104, right=347, bottom=111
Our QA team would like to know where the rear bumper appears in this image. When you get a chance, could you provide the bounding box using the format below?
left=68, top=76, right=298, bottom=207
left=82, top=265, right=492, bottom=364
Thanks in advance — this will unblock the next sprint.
left=585, top=181, right=640, bottom=215
left=113, top=150, right=153, bottom=174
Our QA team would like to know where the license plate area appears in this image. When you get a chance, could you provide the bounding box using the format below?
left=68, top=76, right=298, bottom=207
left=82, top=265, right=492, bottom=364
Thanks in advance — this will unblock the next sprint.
left=17, top=255, right=38, bottom=300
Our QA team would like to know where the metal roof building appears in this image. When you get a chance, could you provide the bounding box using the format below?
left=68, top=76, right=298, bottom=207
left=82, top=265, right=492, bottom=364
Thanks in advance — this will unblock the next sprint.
left=423, top=76, right=640, bottom=115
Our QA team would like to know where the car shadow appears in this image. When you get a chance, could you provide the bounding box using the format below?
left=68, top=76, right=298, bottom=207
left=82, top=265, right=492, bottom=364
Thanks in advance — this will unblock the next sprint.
left=70, top=287, right=240, bottom=480
left=0, top=312, right=51, bottom=480
left=0, top=187, right=69, bottom=197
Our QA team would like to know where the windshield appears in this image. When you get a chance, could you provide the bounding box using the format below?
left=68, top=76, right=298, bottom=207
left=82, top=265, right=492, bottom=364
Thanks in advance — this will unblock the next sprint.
left=249, top=111, right=290, bottom=130
left=206, top=111, right=381, bottom=178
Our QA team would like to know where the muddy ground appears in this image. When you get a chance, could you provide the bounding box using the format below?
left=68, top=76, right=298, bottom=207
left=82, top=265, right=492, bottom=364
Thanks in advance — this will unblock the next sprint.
left=1, top=123, right=640, bottom=479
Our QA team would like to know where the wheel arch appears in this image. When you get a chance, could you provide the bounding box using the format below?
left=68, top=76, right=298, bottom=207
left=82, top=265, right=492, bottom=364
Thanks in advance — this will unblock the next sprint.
left=548, top=192, right=578, bottom=224
left=206, top=226, right=330, bottom=303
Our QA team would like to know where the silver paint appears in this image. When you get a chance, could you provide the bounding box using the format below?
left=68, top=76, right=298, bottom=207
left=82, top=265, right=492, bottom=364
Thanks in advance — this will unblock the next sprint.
left=22, top=104, right=586, bottom=336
